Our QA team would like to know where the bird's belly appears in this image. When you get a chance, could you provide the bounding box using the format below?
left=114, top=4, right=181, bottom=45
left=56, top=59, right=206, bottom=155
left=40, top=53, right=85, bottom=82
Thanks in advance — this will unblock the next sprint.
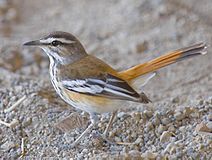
left=62, top=89, right=126, bottom=114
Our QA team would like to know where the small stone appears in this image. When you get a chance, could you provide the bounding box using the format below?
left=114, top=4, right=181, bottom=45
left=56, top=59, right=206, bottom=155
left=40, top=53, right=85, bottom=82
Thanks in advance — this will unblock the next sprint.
left=208, top=113, right=212, bottom=121
left=5, top=8, right=18, bottom=21
left=161, top=118, right=171, bottom=125
left=121, top=153, right=130, bottom=159
left=1, top=141, right=16, bottom=151
left=23, top=117, right=32, bottom=127
left=163, top=142, right=176, bottom=154
left=55, top=113, right=88, bottom=132
left=77, top=153, right=84, bottom=159
left=146, top=121, right=154, bottom=131
left=81, top=148, right=88, bottom=154
left=64, top=133, right=75, bottom=143
left=141, top=151, right=158, bottom=159
left=117, top=112, right=127, bottom=118
left=160, top=131, right=174, bottom=143
left=168, top=124, right=176, bottom=132
left=206, top=122, right=212, bottom=130
left=174, top=112, right=185, bottom=121
left=117, top=112, right=125, bottom=118
left=32, top=116, right=39, bottom=124
left=131, top=112, right=141, bottom=122
left=199, top=99, right=204, bottom=105
left=152, top=117, right=161, bottom=126
left=183, top=107, right=195, bottom=116
left=208, top=97, right=212, bottom=104
left=109, top=131, right=115, bottom=137
left=114, top=136, right=121, bottom=142
left=131, top=132, right=137, bottom=138
left=129, top=150, right=141, bottom=158
left=144, top=110, right=153, bottom=118
left=172, top=97, right=180, bottom=103
left=122, top=146, right=128, bottom=154
left=136, top=41, right=149, bottom=53
left=134, top=137, right=142, bottom=145
left=154, top=111, right=161, bottom=117
left=157, top=124, right=167, bottom=134
left=198, top=144, right=204, bottom=150
left=196, top=122, right=212, bottom=135
left=179, top=126, right=186, bottom=132
left=190, top=112, right=200, bottom=118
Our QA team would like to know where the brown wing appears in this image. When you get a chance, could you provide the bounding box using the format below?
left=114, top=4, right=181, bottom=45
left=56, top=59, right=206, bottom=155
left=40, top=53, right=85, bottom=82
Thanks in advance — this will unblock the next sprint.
left=59, top=55, right=150, bottom=103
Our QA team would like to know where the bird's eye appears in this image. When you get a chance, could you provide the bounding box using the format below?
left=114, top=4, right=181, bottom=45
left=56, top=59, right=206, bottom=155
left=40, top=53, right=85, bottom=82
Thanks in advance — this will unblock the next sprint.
left=51, top=40, right=61, bottom=46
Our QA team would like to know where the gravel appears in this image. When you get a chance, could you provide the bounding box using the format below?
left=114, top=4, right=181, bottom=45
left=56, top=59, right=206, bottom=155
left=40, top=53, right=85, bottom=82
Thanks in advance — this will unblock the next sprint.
left=0, top=0, right=212, bottom=159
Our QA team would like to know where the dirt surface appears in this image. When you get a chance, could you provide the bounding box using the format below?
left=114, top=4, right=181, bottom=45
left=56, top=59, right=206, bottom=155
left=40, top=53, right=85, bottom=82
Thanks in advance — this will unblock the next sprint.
left=0, top=0, right=212, bottom=159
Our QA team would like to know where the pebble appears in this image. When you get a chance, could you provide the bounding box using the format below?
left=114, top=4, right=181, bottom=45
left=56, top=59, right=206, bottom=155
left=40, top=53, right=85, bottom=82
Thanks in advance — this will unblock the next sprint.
left=206, top=122, right=212, bottom=130
left=157, top=124, right=167, bottom=134
left=117, top=112, right=130, bottom=121
left=146, top=121, right=154, bottom=131
left=141, top=151, right=158, bottom=159
left=183, top=107, right=195, bottom=116
left=109, top=131, right=116, bottom=137
left=208, top=97, right=212, bottom=104
left=190, top=112, right=200, bottom=118
left=117, top=112, right=127, bottom=118
left=161, top=117, right=171, bottom=125
left=131, top=112, right=141, bottom=122
left=172, top=97, right=180, bottom=103
left=152, top=117, right=161, bottom=126
left=154, top=111, right=162, bottom=119
left=81, top=148, right=88, bottom=154
left=174, top=112, right=185, bottom=121
left=199, top=99, right=204, bottom=105
left=5, top=8, right=18, bottom=21
left=195, top=122, right=212, bottom=134
left=179, top=126, right=186, bottom=133
left=163, top=142, right=176, bottom=154
left=160, top=131, right=174, bottom=143
left=114, top=136, right=121, bottom=142
left=144, top=110, right=153, bottom=118
left=168, top=124, right=176, bottom=132
left=131, top=132, right=137, bottom=138
left=128, top=150, right=141, bottom=158
left=208, top=113, right=212, bottom=121
left=134, top=137, right=142, bottom=145
left=77, top=153, right=84, bottom=159
left=1, top=141, right=16, bottom=151
left=136, top=41, right=149, bottom=53
left=64, top=133, right=75, bottom=143
left=32, top=116, right=39, bottom=124
left=23, top=117, right=32, bottom=127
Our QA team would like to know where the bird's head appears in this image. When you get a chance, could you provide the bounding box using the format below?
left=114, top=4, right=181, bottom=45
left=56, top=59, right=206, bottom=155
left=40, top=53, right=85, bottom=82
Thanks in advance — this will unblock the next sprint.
left=24, top=31, right=87, bottom=63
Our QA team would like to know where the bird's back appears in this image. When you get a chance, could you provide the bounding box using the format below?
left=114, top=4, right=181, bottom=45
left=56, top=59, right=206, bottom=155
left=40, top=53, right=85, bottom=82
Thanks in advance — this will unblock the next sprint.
left=57, top=55, right=118, bottom=80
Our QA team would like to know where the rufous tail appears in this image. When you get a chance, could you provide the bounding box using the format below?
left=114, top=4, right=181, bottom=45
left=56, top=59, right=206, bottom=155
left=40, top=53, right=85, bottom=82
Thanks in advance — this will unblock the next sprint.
left=119, top=43, right=207, bottom=81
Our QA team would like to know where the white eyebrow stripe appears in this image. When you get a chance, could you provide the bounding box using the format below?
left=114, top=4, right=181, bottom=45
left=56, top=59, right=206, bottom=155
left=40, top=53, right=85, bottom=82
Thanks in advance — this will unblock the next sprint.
left=40, top=37, right=76, bottom=44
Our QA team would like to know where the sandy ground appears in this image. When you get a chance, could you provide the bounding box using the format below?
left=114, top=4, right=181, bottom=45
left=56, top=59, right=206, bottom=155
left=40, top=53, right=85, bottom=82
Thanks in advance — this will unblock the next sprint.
left=0, top=0, right=212, bottom=159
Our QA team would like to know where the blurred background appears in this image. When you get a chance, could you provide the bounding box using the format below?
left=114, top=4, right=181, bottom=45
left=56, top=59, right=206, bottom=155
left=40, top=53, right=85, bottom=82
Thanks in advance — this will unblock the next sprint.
left=0, top=0, right=211, bottom=159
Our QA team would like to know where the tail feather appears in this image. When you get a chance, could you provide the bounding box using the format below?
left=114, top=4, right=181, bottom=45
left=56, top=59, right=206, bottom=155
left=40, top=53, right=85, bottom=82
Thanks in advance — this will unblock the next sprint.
left=119, top=43, right=207, bottom=81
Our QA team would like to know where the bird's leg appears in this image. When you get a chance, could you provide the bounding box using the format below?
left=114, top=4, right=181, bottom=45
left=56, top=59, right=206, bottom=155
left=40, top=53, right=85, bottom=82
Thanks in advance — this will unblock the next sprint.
left=90, top=111, right=117, bottom=145
left=71, top=113, right=98, bottom=148
left=103, top=111, right=117, bottom=138
left=102, top=111, right=134, bottom=146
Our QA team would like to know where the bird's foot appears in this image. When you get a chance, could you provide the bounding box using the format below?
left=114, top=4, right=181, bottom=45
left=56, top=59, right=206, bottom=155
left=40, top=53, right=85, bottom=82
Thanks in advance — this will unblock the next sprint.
left=92, top=131, right=132, bottom=146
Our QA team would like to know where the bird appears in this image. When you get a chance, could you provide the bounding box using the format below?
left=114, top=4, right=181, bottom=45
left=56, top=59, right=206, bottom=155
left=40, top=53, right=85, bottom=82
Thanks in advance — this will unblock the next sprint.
left=23, top=31, right=207, bottom=147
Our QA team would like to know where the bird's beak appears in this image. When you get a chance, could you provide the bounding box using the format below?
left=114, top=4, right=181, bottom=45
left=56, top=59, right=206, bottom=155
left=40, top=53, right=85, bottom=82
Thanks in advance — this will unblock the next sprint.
left=23, top=40, right=43, bottom=46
